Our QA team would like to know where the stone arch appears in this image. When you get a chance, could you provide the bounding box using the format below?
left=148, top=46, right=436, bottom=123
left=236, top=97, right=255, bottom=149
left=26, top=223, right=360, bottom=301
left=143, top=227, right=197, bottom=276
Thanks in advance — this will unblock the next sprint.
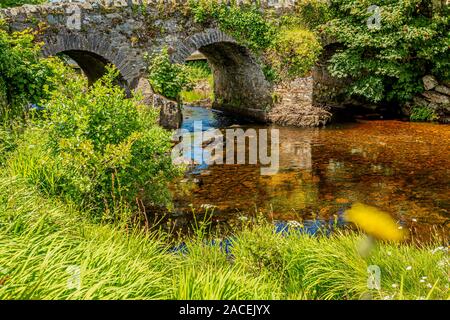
left=171, top=28, right=273, bottom=122
left=41, top=31, right=146, bottom=90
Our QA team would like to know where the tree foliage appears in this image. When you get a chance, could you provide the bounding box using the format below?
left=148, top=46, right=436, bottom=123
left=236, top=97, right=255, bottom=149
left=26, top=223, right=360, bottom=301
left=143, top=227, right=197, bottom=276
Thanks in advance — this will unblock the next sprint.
left=146, top=48, right=192, bottom=100
left=321, top=0, right=450, bottom=104
left=267, top=27, right=322, bottom=80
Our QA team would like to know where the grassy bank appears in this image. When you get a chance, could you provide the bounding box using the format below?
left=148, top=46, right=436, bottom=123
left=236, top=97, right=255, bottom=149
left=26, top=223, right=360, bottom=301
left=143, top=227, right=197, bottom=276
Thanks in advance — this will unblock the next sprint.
left=0, top=176, right=447, bottom=300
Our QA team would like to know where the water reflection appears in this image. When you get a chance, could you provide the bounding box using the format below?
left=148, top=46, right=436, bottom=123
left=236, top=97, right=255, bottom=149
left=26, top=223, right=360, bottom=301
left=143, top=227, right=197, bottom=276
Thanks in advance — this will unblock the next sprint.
left=170, top=107, right=449, bottom=241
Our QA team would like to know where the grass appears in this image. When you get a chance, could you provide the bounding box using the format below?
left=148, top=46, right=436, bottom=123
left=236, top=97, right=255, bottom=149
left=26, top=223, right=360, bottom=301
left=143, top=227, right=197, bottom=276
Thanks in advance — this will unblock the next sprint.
left=0, top=176, right=448, bottom=300
left=180, top=89, right=212, bottom=104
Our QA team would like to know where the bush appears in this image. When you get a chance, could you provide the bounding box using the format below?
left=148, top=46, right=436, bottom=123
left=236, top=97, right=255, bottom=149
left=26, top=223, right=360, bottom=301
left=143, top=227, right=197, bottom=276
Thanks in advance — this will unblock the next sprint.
left=321, top=0, right=450, bottom=104
left=0, top=23, right=62, bottom=122
left=180, top=61, right=214, bottom=103
left=7, top=68, right=181, bottom=219
left=146, top=48, right=192, bottom=101
left=268, top=28, right=322, bottom=79
left=184, top=60, right=212, bottom=82
left=410, top=105, right=438, bottom=122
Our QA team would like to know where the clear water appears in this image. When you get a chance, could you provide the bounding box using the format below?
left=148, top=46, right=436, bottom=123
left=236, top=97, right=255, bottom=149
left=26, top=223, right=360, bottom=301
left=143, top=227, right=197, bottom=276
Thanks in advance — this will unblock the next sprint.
left=169, top=106, right=449, bottom=241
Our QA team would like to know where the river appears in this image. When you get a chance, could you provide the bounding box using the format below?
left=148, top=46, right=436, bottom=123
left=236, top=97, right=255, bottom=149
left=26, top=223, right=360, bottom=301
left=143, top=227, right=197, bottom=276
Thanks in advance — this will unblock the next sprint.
left=166, top=106, right=449, bottom=242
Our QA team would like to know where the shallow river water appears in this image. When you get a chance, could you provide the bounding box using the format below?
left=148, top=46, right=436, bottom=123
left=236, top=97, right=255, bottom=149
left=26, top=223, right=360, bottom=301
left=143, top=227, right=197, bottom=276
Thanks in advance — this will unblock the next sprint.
left=168, top=106, right=449, bottom=241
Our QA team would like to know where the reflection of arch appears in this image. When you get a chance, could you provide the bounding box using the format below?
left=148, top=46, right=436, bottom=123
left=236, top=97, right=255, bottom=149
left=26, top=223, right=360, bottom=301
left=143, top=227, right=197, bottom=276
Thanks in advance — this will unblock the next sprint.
left=172, top=29, right=272, bottom=121
left=41, top=31, right=145, bottom=90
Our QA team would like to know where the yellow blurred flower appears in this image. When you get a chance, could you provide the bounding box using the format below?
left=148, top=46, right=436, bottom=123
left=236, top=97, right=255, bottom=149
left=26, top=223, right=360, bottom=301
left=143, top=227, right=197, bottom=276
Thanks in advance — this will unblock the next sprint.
left=344, top=203, right=407, bottom=242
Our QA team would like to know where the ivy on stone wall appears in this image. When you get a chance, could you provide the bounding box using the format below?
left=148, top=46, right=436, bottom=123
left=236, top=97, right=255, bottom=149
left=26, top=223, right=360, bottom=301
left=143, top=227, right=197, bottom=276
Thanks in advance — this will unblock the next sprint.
left=187, top=0, right=324, bottom=82
left=188, top=0, right=277, bottom=53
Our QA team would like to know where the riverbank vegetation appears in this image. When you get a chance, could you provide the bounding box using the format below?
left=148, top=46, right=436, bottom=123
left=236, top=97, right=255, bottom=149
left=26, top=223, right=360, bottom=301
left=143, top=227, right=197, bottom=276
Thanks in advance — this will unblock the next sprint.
left=0, top=1, right=448, bottom=300
left=322, top=0, right=449, bottom=105
left=0, top=177, right=448, bottom=300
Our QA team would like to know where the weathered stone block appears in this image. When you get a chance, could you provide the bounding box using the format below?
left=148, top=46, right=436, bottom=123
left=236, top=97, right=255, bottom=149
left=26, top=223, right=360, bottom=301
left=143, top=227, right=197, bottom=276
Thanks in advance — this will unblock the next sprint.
left=153, top=95, right=182, bottom=130
left=422, top=75, right=439, bottom=91
left=422, top=91, right=450, bottom=105
left=434, top=85, right=450, bottom=97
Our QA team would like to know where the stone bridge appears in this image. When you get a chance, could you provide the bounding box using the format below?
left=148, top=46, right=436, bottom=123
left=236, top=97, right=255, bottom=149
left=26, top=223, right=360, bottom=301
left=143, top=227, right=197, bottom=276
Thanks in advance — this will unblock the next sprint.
left=0, top=0, right=337, bottom=127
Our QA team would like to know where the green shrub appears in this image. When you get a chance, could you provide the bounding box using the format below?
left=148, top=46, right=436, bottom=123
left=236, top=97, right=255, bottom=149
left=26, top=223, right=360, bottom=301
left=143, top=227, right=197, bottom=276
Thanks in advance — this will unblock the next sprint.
left=0, top=24, right=62, bottom=122
left=268, top=28, right=322, bottom=79
left=7, top=68, right=180, bottom=219
left=180, top=61, right=214, bottom=103
left=146, top=48, right=192, bottom=100
left=410, top=105, right=438, bottom=122
left=321, top=0, right=450, bottom=104
left=184, top=60, right=212, bottom=82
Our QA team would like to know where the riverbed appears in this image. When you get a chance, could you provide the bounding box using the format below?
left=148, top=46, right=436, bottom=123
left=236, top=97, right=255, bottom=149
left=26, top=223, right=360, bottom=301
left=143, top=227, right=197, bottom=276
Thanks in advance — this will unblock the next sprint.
left=167, top=106, right=449, bottom=242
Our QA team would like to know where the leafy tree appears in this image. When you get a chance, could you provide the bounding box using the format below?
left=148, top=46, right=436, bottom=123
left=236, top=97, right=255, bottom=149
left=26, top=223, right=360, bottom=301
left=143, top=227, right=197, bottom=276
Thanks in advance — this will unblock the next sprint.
left=320, top=0, right=449, bottom=104
left=267, top=28, right=322, bottom=79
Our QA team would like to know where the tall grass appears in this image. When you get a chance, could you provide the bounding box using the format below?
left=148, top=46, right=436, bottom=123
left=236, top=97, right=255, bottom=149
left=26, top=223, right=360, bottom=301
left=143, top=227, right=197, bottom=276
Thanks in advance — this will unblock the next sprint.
left=0, top=177, right=173, bottom=299
left=0, top=176, right=447, bottom=300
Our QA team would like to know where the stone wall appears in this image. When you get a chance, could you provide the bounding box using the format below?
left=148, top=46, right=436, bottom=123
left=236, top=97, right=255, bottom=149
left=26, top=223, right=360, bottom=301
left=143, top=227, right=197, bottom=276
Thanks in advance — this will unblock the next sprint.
left=403, top=75, right=450, bottom=123
left=268, top=77, right=331, bottom=127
